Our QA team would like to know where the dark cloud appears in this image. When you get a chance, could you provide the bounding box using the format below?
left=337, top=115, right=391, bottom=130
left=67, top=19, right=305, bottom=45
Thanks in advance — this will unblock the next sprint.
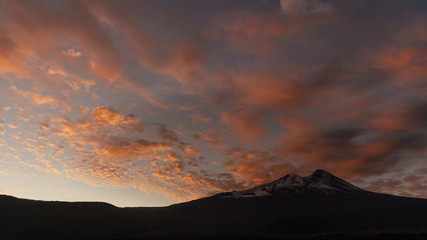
left=0, top=32, right=14, bottom=55
left=154, top=123, right=180, bottom=143
left=407, top=101, right=427, bottom=128
left=364, top=170, right=427, bottom=199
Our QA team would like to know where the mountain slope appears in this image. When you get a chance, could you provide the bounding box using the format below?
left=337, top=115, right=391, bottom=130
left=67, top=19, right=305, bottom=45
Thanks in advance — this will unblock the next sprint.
left=215, top=169, right=366, bottom=198
left=1, top=170, right=427, bottom=240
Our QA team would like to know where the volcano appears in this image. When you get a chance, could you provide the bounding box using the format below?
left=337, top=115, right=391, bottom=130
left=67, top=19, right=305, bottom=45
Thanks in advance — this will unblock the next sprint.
left=1, top=170, right=426, bottom=240
left=216, top=169, right=366, bottom=198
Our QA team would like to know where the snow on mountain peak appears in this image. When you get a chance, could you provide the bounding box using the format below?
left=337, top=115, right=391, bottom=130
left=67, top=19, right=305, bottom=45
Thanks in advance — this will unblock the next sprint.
left=220, top=169, right=365, bottom=199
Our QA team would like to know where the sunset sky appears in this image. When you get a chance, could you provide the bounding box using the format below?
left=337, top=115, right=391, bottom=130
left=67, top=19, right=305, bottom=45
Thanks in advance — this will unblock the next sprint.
left=0, top=0, right=426, bottom=207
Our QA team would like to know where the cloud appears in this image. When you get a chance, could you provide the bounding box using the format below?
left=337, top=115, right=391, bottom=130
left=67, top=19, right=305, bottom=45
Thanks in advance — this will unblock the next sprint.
left=27, top=105, right=240, bottom=200
left=225, top=148, right=295, bottom=187
left=82, top=0, right=212, bottom=93
left=213, top=6, right=336, bottom=55
left=280, top=0, right=334, bottom=15
left=213, top=11, right=287, bottom=55
left=191, top=111, right=211, bottom=123
left=277, top=108, right=427, bottom=180
left=7, top=123, right=17, bottom=129
left=81, top=79, right=96, bottom=92
left=0, top=0, right=166, bottom=108
left=220, top=109, right=266, bottom=143
left=1, top=0, right=427, bottom=202
left=0, top=1, right=120, bottom=82
left=45, top=107, right=154, bottom=161
left=153, top=123, right=201, bottom=160
left=154, top=123, right=181, bottom=144
left=178, top=104, right=212, bottom=123
left=363, top=18, right=427, bottom=99
left=63, top=48, right=82, bottom=58
left=84, top=136, right=169, bottom=159
left=91, top=106, right=143, bottom=132
left=203, top=131, right=226, bottom=148
left=11, top=85, right=73, bottom=111
left=370, top=101, right=427, bottom=132
left=363, top=170, right=427, bottom=199
left=0, top=106, right=10, bottom=114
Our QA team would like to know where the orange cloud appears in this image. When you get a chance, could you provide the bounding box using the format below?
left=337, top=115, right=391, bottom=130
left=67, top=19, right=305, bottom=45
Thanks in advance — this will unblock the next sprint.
left=225, top=148, right=295, bottom=187
left=203, top=131, right=226, bottom=148
left=0, top=1, right=166, bottom=109
left=7, top=123, right=17, bottom=129
left=359, top=17, right=427, bottom=100
left=91, top=106, right=143, bottom=132
left=220, top=109, right=266, bottom=143
left=214, top=11, right=287, bottom=54
left=31, top=105, right=239, bottom=200
left=191, top=111, right=211, bottom=123
left=11, top=85, right=73, bottom=111
left=233, top=72, right=300, bottom=108
left=63, top=48, right=82, bottom=58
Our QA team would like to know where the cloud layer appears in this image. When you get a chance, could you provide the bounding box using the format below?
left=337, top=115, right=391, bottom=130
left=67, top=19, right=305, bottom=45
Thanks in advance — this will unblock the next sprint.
left=0, top=0, right=426, bottom=205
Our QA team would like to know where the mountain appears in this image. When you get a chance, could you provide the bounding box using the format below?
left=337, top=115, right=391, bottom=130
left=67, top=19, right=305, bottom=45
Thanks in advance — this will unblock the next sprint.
left=215, top=169, right=366, bottom=198
left=1, top=170, right=427, bottom=240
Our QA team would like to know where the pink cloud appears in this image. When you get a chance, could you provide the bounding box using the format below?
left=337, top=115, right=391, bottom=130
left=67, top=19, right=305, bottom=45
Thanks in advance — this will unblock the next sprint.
left=220, top=109, right=266, bottom=143
left=225, top=148, right=295, bottom=187
left=11, top=85, right=73, bottom=112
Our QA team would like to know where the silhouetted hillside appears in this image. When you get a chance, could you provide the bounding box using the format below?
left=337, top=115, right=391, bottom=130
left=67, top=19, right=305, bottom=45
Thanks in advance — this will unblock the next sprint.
left=1, top=170, right=426, bottom=239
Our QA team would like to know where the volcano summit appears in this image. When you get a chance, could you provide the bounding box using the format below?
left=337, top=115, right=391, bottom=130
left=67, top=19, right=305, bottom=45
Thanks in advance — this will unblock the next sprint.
left=217, top=169, right=366, bottom=198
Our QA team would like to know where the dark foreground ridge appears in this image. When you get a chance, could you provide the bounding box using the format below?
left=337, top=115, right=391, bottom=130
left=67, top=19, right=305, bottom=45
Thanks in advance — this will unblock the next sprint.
left=1, top=170, right=427, bottom=240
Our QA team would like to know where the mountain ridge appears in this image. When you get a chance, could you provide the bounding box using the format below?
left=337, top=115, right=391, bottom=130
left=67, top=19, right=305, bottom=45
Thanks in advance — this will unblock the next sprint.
left=214, top=169, right=367, bottom=199
left=1, top=170, right=427, bottom=240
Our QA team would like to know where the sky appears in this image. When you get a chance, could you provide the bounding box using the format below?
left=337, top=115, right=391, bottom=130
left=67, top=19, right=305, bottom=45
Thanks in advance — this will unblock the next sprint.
left=0, top=0, right=426, bottom=207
